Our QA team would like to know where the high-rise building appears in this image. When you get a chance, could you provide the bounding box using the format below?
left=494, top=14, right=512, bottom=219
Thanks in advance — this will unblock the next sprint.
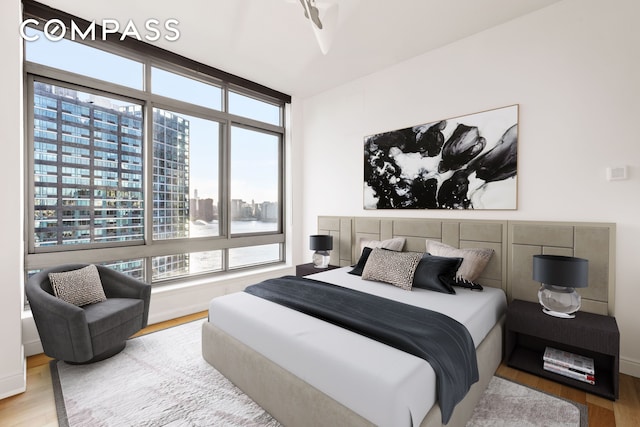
left=190, top=196, right=217, bottom=223
left=150, top=108, right=191, bottom=240
left=33, top=82, right=145, bottom=247
left=32, top=82, right=191, bottom=279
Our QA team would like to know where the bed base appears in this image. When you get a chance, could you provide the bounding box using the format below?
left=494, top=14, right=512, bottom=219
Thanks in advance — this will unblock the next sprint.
left=202, top=317, right=504, bottom=427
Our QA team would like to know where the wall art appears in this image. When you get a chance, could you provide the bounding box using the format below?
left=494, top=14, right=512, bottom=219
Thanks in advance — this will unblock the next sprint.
left=364, top=104, right=518, bottom=210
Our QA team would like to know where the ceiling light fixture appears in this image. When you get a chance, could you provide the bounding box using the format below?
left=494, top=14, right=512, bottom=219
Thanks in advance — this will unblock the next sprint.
left=299, top=0, right=323, bottom=29
left=298, top=0, right=338, bottom=55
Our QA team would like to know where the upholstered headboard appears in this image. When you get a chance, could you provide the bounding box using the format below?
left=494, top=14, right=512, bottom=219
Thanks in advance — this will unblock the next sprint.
left=317, top=216, right=616, bottom=316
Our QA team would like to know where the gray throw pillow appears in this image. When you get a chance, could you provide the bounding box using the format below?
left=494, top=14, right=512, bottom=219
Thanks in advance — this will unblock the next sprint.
left=49, top=264, right=107, bottom=307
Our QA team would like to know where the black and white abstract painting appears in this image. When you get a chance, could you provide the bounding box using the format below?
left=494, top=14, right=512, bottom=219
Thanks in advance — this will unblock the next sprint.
left=364, top=105, right=518, bottom=210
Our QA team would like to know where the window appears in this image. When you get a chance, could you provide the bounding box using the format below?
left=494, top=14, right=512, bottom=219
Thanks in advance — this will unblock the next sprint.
left=23, top=3, right=289, bottom=286
left=152, top=250, right=222, bottom=281
left=151, top=67, right=221, bottom=110
left=152, top=109, right=221, bottom=240
left=25, top=28, right=143, bottom=89
left=229, top=244, right=281, bottom=269
left=32, top=82, right=144, bottom=248
left=230, top=126, right=281, bottom=234
left=229, top=90, right=281, bottom=126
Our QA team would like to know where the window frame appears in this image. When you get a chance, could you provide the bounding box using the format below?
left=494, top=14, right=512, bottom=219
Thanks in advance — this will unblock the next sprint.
left=23, top=1, right=289, bottom=285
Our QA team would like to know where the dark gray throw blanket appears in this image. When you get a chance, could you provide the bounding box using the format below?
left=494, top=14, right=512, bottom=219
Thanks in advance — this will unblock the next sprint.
left=244, top=275, right=478, bottom=424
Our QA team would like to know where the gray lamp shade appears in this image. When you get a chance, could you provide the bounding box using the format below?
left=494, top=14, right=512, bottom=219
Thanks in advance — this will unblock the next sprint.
left=532, top=255, right=588, bottom=288
left=309, top=234, right=333, bottom=251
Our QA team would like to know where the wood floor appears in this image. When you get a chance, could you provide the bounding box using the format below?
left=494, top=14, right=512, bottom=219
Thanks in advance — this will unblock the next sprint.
left=1, top=311, right=638, bottom=427
left=495, top=365, right=640, bottom=426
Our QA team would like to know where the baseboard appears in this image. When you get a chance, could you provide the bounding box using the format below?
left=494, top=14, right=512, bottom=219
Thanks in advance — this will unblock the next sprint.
left=22, top=314, right=43, bottom=357
left=0, top=348, right=26, bottom=400
left=620, top=356, right=640, bottom=378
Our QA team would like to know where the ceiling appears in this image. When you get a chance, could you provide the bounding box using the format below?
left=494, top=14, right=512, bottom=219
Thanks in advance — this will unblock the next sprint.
left=36, top=0, right=563, bottom=98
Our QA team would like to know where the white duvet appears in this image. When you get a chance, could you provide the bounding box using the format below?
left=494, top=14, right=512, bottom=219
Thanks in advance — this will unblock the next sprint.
left=208, top=267, right=507, bottom=427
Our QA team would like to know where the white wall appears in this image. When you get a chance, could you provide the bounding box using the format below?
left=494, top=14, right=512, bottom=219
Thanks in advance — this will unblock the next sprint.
left=0, top=0, right=26, bottom=399
left=298, top=0, right=640, bottom=377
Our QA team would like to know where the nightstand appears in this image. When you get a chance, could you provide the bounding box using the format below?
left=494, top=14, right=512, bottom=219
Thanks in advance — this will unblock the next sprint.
left=295, top=263, right=340, bottom=277
left=505, top=299, right=619, bottom=400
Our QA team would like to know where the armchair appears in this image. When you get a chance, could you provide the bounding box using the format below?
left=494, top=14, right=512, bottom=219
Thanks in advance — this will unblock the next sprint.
left=26, top=264, right=151, bottom=364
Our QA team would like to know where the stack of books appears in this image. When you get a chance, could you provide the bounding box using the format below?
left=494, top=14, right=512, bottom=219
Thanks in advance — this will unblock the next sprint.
left=543, top=347, right=595, bottom=385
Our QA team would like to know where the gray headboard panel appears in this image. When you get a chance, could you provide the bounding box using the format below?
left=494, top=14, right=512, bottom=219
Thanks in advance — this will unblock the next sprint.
left=317, top=216, right=616, bottom=315
left=507, top=221, right=615, bottom=315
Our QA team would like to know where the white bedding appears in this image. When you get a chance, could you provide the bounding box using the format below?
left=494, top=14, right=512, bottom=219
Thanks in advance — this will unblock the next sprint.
left=208, top=267, right=507, bottom=427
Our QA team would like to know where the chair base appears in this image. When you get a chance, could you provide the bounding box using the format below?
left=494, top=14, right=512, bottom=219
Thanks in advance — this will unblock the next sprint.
left=65, top=341, right=127, bottom=365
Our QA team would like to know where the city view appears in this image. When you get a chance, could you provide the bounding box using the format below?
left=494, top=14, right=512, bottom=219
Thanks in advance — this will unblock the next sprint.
left=32, top=81, right=280, bottom=281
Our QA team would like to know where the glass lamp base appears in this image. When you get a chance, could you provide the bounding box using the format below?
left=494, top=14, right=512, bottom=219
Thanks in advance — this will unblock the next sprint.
left=312, top=251, right=330, bottom=269
left=541, top=309, right=576, bottom=319
left=538, top=284, right=581, bottom=318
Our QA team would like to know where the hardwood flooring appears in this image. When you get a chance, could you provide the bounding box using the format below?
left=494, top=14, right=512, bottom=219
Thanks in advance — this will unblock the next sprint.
left=1, top=311, right=638, bottom=426
left=496, top=364, right=640, bottom=426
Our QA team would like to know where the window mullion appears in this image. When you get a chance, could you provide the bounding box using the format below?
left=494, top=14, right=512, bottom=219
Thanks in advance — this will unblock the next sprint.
left=25, top=74, right=37, bottom=255
left=221, top=117, right=230, bottom=271
left=143, top=99, right=154, bottom=282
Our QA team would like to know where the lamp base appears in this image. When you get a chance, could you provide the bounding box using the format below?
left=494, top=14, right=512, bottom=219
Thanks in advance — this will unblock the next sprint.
left=541, top=309, right=576, bottom=319
left=538, top=284, right=581, bottom=319
left=312, top=251, right=330, bottom=269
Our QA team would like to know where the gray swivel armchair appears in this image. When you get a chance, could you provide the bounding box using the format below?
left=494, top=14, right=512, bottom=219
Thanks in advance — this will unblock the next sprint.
left=26, top=264, right=151, bottom=364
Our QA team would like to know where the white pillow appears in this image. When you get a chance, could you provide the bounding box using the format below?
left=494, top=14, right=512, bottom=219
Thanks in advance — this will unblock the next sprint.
left=426, top=240, right=494, bottom=283
left=359, top=237, right=406, bottom=255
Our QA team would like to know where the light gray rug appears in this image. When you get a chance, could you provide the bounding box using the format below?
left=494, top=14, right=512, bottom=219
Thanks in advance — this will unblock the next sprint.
left=51, top=320, right=587, bottom=427
left=467, top=376, right=587, bottom=426
left=51, top=320, right=280, bottom=427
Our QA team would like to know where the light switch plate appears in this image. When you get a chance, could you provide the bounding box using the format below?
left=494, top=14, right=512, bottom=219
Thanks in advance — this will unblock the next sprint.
left=606, top=166, right=627, bottom=181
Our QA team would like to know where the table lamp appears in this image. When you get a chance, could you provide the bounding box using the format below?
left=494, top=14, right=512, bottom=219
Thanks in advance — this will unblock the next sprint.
left=310, top=234, right=333, bottom=268
left=533, top=254, right=588, bottom=319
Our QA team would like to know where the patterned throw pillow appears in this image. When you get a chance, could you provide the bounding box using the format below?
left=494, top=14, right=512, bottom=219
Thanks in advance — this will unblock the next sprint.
left=426, top=240, right=494, bottom=283
left=49, top=265, right=107, bottom=307
left=361, top=248, right=422, bottom=291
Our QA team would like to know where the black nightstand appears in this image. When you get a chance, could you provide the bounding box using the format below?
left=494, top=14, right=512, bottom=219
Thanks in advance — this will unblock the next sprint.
left=505, top=299, right=619, bottom=400
left=295, top=263, right=340, bottom=277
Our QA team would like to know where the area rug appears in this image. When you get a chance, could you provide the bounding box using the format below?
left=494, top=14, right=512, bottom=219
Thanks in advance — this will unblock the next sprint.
left=467, top=376, right=588, bottom=426
left=51, top=320, right=587, bottom=427
left=51, top=320, right=279, bottom=427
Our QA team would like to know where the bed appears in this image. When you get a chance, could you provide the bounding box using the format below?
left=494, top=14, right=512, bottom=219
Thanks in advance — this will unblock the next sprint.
left=202, top=217, right=615, bottom=427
